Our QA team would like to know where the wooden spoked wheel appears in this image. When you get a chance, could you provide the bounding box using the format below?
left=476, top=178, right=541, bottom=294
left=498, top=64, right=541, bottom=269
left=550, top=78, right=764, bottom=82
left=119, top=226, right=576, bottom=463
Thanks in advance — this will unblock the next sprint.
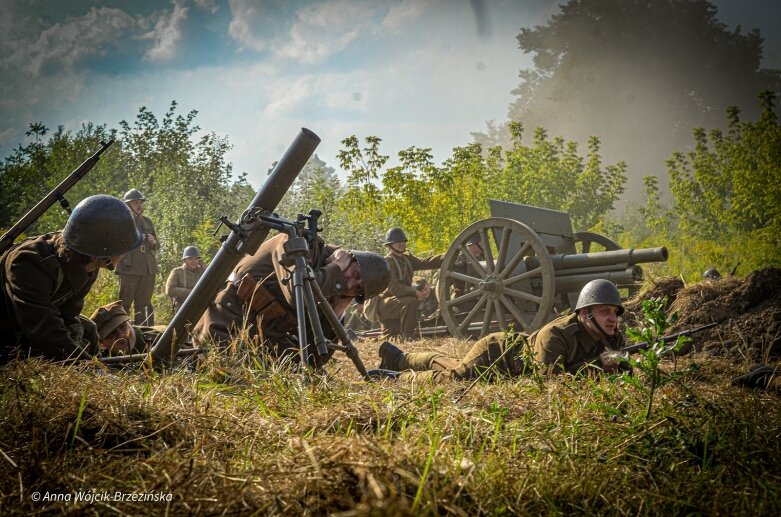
left=437, top=218, right=555, bottom=339
left=572, top=231, right=621, bottom=253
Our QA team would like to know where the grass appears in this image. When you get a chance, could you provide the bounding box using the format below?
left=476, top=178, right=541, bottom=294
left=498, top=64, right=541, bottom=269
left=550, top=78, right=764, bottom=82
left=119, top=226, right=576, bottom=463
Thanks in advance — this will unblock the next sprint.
left=1, top=337, right=779, bottom=516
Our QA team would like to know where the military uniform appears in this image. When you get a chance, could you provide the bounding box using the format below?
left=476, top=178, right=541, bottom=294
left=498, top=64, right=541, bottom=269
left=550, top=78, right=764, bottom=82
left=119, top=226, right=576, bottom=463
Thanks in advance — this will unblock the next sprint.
left=377, top=252, right=444, bottom=339
left=381, top=332, right=525, bottom=382
left=116, top=212, right=158, bottom=324
left=0, top=233, right=98, bottom=362
left=165, top=264, right=204, bottom=313
left=530, top=312, right=625, bottom=374
left=192, top=233, right=354, bottom=365
left=381, top=312, right=625, bottom=381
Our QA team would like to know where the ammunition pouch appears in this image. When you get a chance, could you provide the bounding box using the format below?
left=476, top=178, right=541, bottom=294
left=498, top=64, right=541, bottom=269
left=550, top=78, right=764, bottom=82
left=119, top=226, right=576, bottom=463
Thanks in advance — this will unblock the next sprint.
left=233, top=273, right=296, bottom=330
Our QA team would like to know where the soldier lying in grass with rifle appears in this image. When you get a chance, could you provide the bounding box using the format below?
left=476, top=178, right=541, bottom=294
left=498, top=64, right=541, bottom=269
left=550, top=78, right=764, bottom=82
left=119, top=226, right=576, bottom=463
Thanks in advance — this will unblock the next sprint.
left=377, top=279, right=715, bottom=382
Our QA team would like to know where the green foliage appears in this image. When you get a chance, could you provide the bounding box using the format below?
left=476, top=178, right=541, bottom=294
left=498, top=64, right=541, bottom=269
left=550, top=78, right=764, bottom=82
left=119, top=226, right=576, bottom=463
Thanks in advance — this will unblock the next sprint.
left=1, top=102, right=252, bottom=324
left=334, top=129, right=626, bottom=256
left=495, top=123, right=626, bottom=231
left=665, top=91, right=781, bottom=276
left=118, top=101, right=246, bottom=273
left=0, top=122, right=122, bottom=235
left=623, top=297, right=694, bottom=421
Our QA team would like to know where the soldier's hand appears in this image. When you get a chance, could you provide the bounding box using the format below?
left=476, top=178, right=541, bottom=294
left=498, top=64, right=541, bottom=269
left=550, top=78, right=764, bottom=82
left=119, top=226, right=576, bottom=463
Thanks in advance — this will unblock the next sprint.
left=146, top=234, right=157, bottom=246
left=327, top=248, right=353, bottom=272
left=600, top=350, right=628, bottom=373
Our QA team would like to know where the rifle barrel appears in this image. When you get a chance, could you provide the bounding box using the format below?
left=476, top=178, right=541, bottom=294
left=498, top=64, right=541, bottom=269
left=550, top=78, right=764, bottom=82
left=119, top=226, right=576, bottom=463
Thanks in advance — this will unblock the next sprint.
left=0, top=140, right=114, bottom=254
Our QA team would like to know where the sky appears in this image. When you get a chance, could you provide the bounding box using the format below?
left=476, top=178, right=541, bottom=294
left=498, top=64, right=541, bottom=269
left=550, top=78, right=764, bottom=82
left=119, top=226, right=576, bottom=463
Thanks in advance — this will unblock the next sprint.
left=1, top=0, right=779, bottom=190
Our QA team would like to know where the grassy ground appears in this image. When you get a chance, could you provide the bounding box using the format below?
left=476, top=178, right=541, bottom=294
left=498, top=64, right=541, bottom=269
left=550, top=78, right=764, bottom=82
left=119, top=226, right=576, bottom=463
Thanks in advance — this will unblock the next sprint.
left=1, top=336, right=779, bottom=516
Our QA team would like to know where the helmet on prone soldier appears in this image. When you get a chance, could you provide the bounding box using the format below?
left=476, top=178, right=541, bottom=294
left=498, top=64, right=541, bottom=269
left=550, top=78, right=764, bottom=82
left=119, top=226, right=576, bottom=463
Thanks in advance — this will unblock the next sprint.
left=62, top=195, right=142, bottom=258
left=575, top=279, right=624, bottom=316
left=352, top=251, right=391, bottom=303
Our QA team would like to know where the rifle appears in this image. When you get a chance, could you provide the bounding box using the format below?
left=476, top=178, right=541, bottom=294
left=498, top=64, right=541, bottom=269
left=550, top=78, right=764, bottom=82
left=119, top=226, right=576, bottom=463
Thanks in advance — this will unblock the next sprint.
left=0, top=140, right=114, bottom=255
left=571, top=322, right=718, bottom=372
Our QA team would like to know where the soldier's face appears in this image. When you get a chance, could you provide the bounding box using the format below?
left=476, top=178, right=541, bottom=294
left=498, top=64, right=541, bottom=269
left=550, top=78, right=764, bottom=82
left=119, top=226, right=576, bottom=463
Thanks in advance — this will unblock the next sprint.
left=343, top=260, right=363, bottom=297
left=127, top=199, right=144, bottom=215
left=588, top=304, right=620, bottom=336
left=388, top=241, right=406, bottom=254
left=100, top=321, right=136, bottom=355
left=467, top=242, right=483, bottom=257
left=184, top=257, right=200, bottom=270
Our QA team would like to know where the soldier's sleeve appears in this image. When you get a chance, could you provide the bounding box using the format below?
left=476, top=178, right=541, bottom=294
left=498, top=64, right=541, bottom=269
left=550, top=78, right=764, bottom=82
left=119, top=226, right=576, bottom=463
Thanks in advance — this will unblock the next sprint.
left=165, top=269, right=189, bottom=299
left=408, top=252, right=445, bottom=271
left=4, top=250, right=90, bottom=359
left=271, top=241, right=346, bottom=300
left=531, top=326, right=569, bottom=374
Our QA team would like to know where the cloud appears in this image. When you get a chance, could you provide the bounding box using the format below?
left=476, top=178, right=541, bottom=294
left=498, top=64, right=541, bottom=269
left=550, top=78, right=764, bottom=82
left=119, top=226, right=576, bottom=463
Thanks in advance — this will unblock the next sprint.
left=227, top=0, right=431, bottom=65
left=2, top=7, right=136, bottom=77
left=227, top=0, right=280, bottom=52
left=276, top=0, right=371, bottom=65
left=141, top=0, right=190, bottom=62
left=381, top=0, right=430, bottom=31
left=193, top=0, right=220, bottom=14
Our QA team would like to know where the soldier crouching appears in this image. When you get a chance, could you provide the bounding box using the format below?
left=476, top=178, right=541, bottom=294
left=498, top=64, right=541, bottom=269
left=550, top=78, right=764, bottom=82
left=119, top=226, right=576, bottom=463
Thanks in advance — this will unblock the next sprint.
left=0, top=195, right=142, bottom=363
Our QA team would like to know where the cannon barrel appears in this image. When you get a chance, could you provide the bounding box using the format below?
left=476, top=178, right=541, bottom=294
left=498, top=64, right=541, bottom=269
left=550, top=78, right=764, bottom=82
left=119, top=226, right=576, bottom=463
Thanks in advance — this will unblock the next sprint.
left=141, top=128, right=320, bottom=368
left=548, top=247, right=668, bottom=271
left=554, top=265, right=643, bottom=293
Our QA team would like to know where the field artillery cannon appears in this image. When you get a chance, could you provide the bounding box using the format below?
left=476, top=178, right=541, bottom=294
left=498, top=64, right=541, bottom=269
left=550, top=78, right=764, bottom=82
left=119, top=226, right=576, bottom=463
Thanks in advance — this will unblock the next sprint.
left=436, top=200, right=668, bottom=338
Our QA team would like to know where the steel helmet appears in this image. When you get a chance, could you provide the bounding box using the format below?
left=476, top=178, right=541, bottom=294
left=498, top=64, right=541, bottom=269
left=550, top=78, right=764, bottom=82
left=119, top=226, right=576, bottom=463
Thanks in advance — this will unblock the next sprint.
left=62, top=195, right=142, bottom=257
left=182, top=246, right=200, bottom=260
left=702, top=268, right=721, bottom=280
left=575, top=279, right=624, bottom=316
left=123, top=189, right=146, bottom=202
left=384, top=227, right=407, bottom=245
left=352, top=250, right=391, bottom=303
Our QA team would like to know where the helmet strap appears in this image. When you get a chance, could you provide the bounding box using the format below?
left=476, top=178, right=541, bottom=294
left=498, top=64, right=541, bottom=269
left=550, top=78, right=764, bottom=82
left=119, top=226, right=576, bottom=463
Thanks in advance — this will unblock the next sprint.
left=585, top=308, right=611, bottom=339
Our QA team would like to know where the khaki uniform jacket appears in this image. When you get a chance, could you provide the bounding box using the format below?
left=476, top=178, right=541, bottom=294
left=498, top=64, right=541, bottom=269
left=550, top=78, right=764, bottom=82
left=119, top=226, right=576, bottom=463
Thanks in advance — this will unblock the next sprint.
left=528, top=312, right=625, bottom=374
left=165, top=265, right=204, bottom=305
left=117, top=213, right=158, bottom=276
left=0, top=233, right=98, bottom=360
left=381, top=253, right=444, bottom=299
left=192, top=233, right=348, bottom=350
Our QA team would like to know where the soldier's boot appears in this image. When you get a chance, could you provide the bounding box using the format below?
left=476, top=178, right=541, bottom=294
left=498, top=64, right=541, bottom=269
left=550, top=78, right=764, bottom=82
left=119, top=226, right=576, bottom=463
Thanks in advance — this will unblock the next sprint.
left=379, top=341, right=405, bottom=370
left=731, top=365, right=779, bottom=390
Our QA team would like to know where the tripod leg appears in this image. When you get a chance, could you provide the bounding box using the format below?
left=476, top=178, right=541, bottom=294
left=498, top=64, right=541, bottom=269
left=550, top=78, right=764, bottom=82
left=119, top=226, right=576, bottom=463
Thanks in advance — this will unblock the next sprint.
left=309, top=279, right=370, bottom=380
left=291, top=267, right=310, bottom=367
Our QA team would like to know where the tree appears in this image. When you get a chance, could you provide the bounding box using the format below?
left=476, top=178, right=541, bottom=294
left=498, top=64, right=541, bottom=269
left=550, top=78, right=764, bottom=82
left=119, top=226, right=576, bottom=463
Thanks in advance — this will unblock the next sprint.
left=118, top=101, right=241, bottom=272
left=476, top=0, right=781, bottom=196
left=667, top=91, right=781, bottom=269
left=0, top=122, right=123, bottom=235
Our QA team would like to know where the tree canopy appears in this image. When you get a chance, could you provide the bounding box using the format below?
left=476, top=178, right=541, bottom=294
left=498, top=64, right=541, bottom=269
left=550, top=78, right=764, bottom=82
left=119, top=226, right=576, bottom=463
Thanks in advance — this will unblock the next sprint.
left=477, top=0, right=781, bottom=196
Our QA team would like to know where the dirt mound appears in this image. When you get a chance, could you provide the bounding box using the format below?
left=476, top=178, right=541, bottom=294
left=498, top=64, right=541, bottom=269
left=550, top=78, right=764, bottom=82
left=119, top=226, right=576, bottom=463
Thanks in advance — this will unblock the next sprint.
left=624, top=268, right=781, bottom=362
left=622, top=276, right=685, bottom=330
